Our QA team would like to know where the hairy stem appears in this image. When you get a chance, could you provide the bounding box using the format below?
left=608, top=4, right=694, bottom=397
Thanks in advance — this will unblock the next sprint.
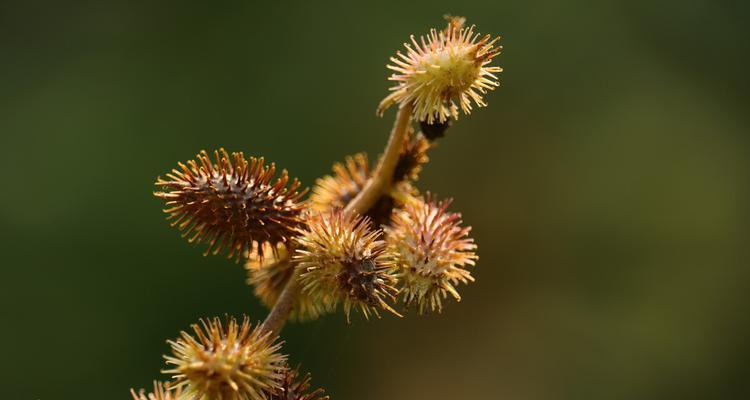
left=259, top=103, right=414, bottom=336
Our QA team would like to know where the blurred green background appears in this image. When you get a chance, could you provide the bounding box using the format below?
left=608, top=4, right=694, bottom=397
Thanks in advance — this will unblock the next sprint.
left=1, top=0, right=748, bottom=399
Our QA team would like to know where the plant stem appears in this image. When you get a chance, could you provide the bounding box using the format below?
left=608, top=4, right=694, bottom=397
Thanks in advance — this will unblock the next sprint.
left=345, top=102, right=414, bottom=214
left=259, top=103, right=413, bottom=336
left=259, top=269, right=300, bottom=335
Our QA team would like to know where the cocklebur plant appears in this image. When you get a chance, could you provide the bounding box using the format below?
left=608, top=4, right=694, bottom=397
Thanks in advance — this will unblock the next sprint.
left=141, top=16, right=502, bottom=400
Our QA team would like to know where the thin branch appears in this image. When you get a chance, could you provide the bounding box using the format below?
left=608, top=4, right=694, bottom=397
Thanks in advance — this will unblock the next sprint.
left=345, top=102, right=414, bottom=214
left=259, top=103, right=414, bottom=336
left=259, top=269, right=300, bottom=335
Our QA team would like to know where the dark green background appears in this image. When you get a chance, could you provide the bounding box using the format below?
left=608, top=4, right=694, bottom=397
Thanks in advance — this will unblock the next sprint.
left=1, top=1, right=748, bottom=399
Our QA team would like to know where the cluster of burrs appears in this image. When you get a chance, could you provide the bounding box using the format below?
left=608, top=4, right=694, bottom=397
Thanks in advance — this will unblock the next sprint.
left=140, top=15, right=501, bottom=400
